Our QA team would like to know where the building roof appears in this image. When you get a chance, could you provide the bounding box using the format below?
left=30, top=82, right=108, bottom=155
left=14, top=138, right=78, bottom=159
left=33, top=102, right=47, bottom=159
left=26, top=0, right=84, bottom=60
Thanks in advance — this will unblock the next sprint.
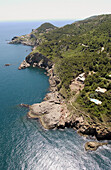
left=95, top=87, right=107, bottom=93
left=76, top=73, right=85, bottom=82
left=101, top=47, right=104, bottom=52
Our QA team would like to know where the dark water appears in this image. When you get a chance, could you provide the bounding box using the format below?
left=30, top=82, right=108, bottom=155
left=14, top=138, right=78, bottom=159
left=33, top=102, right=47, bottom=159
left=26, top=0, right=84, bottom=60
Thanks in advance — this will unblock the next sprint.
left=0, top=21, right=111, bottom=170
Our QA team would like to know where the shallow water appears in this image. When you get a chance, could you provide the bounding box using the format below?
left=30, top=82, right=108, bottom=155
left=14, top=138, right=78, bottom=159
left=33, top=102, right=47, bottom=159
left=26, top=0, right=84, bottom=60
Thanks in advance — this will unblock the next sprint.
left=0, top=21, right=111, bottom=170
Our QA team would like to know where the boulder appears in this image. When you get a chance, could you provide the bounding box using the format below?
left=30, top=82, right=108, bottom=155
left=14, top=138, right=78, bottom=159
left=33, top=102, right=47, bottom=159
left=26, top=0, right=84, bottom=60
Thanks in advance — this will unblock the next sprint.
left=33, top=63, right=38, bottom=67
left=85, top=141, right=108, bottom=151
left=12, top=36, right=19, bottom=40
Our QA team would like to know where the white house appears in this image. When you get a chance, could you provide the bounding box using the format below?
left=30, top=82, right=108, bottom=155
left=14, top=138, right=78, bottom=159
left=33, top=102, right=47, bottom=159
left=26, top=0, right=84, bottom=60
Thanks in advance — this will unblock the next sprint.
left=95, top=87, right=107, bottom=93
left=101, top=47, right=104, bottom=52
left=76, top=73, right=85, bottom=83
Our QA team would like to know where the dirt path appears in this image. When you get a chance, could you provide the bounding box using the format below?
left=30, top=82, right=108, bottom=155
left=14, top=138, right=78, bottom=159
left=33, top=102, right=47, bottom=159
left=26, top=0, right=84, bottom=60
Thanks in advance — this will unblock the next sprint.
left=69, top=78, right=91, bottom=118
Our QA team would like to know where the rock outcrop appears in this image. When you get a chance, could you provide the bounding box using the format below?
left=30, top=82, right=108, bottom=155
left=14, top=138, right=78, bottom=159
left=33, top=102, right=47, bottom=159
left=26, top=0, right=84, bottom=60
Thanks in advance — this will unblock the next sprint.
left=18, top=60, right=30, bottom=70
left=9, top=35, right=37, bottom=46
left=85, top=141, right=108, bottom=151
left=26, top=52, right=52, bottom=69
left=27, top=66, right=69, bottom=129
left=9, top=23, right=57, bottom=47
left=12, top=36, right=19, bottom=41
left=18, top=52, right=52, bottom=71
left=95, top=127, right=111, bottom=140
left=28, top=98, right=62, bottom=129
left=75, top=119, right=111, bottom=140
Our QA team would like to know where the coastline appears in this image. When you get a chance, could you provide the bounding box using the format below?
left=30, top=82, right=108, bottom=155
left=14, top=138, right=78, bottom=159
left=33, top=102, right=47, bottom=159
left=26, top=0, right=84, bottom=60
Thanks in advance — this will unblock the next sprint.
left=18, top=51, right=111, bottom=145
left=9, top=17, right=111, bottom=150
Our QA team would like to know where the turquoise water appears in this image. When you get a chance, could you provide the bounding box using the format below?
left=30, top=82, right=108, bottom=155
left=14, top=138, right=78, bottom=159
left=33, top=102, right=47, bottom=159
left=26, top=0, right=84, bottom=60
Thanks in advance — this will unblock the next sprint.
left=0, top=21, right=111, bottom=170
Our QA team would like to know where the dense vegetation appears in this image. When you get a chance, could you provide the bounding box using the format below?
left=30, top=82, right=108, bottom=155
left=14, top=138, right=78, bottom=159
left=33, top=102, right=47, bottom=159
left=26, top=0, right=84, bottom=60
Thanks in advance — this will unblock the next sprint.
left=16, top=15, right=111, bottom=124
left=36, top=23, right=57, bottom=33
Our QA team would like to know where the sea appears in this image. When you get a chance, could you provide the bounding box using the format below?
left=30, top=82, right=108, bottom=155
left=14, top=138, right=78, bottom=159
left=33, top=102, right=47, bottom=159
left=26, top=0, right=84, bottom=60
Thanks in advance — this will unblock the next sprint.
left=0, top=20, right=111, bottom=170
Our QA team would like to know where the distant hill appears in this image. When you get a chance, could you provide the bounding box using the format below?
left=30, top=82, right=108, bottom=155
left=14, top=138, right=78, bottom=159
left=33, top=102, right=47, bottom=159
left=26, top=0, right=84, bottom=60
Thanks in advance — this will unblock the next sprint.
left=36, top=22, right=57, bottom=33
left=10, top=22, right=57, bottom=46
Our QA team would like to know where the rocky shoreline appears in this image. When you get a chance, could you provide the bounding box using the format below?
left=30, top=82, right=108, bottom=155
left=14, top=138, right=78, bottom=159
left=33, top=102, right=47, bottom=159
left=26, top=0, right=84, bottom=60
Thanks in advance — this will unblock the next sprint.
left=18, top=51, right=111, bottom=151
left=9, top=18, right=111, bottom=151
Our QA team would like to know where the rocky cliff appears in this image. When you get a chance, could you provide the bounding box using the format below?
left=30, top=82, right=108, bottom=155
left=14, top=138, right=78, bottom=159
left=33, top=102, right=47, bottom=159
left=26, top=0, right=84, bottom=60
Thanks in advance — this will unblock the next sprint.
left=18, top=52, right=53, bottom=70
left=26, top=52, right=53, bottom=69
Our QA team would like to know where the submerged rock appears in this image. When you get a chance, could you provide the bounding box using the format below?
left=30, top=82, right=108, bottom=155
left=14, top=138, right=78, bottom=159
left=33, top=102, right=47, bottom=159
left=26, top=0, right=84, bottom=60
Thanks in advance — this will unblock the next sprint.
left=85, top=141, right=108, bottom=151
left=5, top=64, right=11, bottom=66
left=19, top=103, right=30, bottom=108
